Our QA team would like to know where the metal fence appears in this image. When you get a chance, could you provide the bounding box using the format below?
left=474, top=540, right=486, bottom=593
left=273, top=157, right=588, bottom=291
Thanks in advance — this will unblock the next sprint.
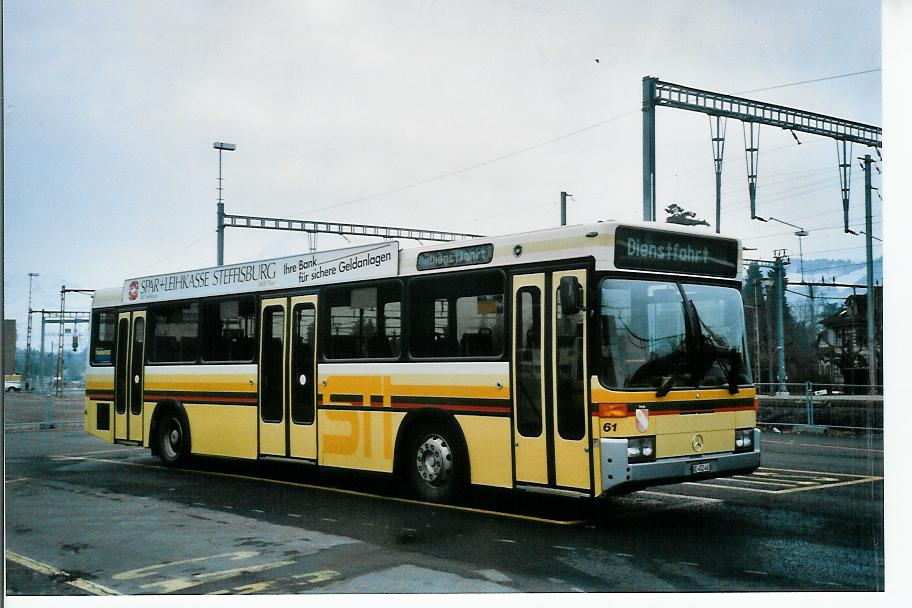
left=754, top=382, right=882, bottom=432
left=2, top=389, right=85, bottom=431
left=754, top=382, right=883, bottom=396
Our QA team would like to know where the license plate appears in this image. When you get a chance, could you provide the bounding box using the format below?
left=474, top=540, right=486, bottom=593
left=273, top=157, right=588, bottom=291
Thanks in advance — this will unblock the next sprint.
left=691, top=462, right=713, bottom=474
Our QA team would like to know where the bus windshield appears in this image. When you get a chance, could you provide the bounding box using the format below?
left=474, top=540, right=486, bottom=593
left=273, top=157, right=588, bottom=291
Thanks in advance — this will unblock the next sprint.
left=598, top=278, right=751, bottom=391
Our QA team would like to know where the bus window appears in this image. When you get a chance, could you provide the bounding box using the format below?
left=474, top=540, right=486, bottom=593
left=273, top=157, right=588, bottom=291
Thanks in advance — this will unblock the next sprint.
left=409, top=270, right=505, bottom=359
left=515, top=287, right=542, bottom=437
left=91, top=310, right=117, bottom=366
left=555, top=283, right=585, bottom=441
left=324, top=282, right=402, bottom=360
left=291, top=303, right=316, bottom=424
left=148, top=301, right=199, bottom=363
left=201, top=296, right=256, bottom=362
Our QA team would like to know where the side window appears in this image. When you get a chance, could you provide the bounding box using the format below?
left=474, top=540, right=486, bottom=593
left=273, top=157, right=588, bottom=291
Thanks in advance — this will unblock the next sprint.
left=555, top=281, right=585, bottom=441
left=148, top=301, right=199, bottom=363
left=324, top=282, right=402, bottom=360
left=291, top=304, right=316, bottom=424
left=90, top=310, right=117, bottom=366
left=201, top=296, right=257, bottom=362
left=515, top=287, right=542, bottom=437
left=409, top=270, right=505, bottom=358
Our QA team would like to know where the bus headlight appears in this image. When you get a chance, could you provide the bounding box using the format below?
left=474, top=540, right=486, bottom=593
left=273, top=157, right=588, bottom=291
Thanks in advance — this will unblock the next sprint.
left=627, top=436, right=656, bottom=462
left=735, top=429, right=754, bottom=452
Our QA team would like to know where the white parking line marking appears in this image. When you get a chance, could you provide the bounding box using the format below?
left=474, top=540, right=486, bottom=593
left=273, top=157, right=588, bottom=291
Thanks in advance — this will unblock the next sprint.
left=637, top=490, right=723, bottom=503
left=553, top=545, right=574, bottom=550
left=4, top=477, right=31, bottom=484
left=287, top=513, right=301, bottom=518
left=636, top=490, right=724, bottom=502
left=494, top=539, right=516, bottom=543
left=6, top=550, right=121, bottom=596
left=50, top=446, right=145, bottom=458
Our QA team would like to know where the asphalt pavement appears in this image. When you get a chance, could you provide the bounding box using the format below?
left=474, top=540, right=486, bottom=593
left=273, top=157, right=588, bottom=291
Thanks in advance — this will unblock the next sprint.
left=4, top=428, right=884, bottom=595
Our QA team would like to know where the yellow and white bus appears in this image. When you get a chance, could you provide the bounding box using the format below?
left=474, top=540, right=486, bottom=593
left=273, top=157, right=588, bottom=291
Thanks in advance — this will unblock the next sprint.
left=85, top=221, right=759, bottom=501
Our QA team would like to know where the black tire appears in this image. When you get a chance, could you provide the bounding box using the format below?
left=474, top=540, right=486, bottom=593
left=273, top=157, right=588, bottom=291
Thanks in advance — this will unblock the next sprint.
left=406, top=423, right=467, bottom=502
left=157, top=409, right=189, bottom=467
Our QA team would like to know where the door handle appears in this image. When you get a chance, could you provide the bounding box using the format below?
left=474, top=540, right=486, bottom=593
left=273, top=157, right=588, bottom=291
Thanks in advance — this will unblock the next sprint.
left=299, top=374, right=307, bottom=386
left=133, top=375, right=140, bottom=384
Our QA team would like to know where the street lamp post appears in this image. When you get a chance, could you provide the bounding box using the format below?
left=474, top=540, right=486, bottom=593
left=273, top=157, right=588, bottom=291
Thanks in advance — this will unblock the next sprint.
left=213, top=142, right=237, bottom=266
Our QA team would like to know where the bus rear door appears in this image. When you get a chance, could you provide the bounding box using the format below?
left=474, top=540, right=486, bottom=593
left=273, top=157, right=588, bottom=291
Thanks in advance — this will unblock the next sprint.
left=113, top=311, right=146, bottom=443
left=258, top=295, right=318, bottom=460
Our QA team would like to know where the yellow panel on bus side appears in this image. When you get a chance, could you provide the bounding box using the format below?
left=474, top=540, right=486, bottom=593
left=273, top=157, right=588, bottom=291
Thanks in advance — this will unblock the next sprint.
left=84, top=397, right=114, bottom=443
left=85, top=371, right=115, bottom=443
left=454, top=414, right=512, bottom=489
left=144, top=402, right=154, bottom=447
left=318, top=409, right=404, bottom=473
left=184, top=404, right=258, bottom=459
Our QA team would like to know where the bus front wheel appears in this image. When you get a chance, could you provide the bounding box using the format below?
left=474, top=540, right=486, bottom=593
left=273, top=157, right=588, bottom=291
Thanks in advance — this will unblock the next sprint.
left=158, top=411, right=188, bottom=467
left=406, top=424, right=466, bottom=502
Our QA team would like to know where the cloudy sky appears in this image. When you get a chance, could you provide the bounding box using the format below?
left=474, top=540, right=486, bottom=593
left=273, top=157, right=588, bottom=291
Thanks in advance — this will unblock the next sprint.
left=3, top=0, right=885, bottom=348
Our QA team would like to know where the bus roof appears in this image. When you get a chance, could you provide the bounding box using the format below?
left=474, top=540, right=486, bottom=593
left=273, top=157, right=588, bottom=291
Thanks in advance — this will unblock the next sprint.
left=92, top=221, right=743, bottom=309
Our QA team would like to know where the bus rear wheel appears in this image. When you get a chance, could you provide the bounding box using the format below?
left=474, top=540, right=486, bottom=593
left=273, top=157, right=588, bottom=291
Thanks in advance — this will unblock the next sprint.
left=158, top=411, right=188, bottom=467
left=406, top=424, right=466, bottom=502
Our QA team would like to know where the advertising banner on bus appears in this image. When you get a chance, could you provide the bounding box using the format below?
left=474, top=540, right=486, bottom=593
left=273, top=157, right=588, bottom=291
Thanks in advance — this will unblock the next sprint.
left=122, top=241, right=399, bottom=304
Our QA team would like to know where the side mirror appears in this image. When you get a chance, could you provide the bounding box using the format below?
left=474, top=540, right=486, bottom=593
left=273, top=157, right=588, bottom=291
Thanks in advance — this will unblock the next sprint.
left=558, top=276, right=585, bottom=315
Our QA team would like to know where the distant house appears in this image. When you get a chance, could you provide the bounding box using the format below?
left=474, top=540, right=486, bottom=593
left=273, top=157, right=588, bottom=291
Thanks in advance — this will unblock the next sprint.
left=816, top=286, right=882, bottom=391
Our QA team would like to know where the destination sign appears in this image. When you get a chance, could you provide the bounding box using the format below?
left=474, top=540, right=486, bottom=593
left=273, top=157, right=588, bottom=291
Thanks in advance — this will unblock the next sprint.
left=122, top=241, right=399, bottom=304
left=614, top=226, right=739, bottom=278
left=416, top=243, right=494, bottom=271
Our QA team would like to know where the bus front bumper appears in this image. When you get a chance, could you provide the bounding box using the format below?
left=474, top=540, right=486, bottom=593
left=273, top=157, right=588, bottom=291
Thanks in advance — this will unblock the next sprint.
left=599, top=429, right=761, bottom=495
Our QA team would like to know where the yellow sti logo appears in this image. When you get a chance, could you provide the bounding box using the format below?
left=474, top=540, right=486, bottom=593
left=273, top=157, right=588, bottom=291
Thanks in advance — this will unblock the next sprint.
left=692, top=434, right=705, bottom=452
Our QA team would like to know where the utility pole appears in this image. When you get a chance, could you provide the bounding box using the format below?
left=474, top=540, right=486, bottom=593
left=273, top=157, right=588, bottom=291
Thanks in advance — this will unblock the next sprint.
left=642, top=76, right=657, bottom=221
left=765, top=284, right=774, bottom=390
left=861, top=154, right=878, bottom=393
left=752, top=278, right=762, bottom=385
left=53, top=288, right=94, bottom=396
left=214, top=141, right=237, bottom=266
left=23, top=272, right=38, bottom=391
left=560, top=191, right=571, bottom=226
left=55, top=286, right=65, bottom=396
left=773, top=250, right=789, bottom=394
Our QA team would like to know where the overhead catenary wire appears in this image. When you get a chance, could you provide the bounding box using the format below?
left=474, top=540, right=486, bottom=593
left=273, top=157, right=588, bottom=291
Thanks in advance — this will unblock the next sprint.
left=290, top=68, right=879, bottom=219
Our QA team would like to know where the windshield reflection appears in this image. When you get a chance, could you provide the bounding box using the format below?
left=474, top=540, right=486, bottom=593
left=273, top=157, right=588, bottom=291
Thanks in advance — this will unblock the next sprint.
left=599, top=278, right=751, bottom=391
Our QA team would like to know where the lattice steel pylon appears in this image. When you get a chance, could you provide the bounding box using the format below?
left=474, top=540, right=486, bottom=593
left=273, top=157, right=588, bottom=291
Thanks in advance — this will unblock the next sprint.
left=743, top=122, right=761, bottom=220
left=709, top=116, right=727, bottom=233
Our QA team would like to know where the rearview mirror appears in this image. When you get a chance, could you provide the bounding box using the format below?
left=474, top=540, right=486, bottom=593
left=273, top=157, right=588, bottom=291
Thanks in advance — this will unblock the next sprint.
left=558, top=276, right=585, bottom=315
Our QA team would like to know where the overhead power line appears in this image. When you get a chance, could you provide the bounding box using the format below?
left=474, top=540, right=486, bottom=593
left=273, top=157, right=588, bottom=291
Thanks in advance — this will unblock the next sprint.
left=294, top=68, right=881, bottom=218
left=734, top=68, right=881, bottom=95
left=295, top=109, right=640, bottom=217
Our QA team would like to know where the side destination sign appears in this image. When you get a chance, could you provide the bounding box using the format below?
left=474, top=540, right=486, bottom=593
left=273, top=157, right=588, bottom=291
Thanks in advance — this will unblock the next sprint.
left=614, top=226, right=739, bottom=278
left=416, top=243, right=494, bottom=271
left=122, top=241, right=398, bottom=304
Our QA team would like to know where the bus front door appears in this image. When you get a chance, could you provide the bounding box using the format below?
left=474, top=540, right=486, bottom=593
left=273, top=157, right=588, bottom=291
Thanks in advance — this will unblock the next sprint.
left=511, top=270, right=591, bottom=493
left=113, top=311, right=146, bottom=443
left=258, top=296, right=318, bottom=461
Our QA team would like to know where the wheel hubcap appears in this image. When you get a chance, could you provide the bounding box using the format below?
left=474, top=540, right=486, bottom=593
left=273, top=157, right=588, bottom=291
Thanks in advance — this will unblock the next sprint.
left=163, top=419, right=181, bottom=458
left=415, top=435, right=452, bottom=485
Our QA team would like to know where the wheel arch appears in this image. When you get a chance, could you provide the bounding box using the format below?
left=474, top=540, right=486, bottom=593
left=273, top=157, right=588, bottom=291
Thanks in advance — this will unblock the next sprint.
left=149, top=399, right=191, bottom=456
left=393, top=408, right=471, bottom=485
